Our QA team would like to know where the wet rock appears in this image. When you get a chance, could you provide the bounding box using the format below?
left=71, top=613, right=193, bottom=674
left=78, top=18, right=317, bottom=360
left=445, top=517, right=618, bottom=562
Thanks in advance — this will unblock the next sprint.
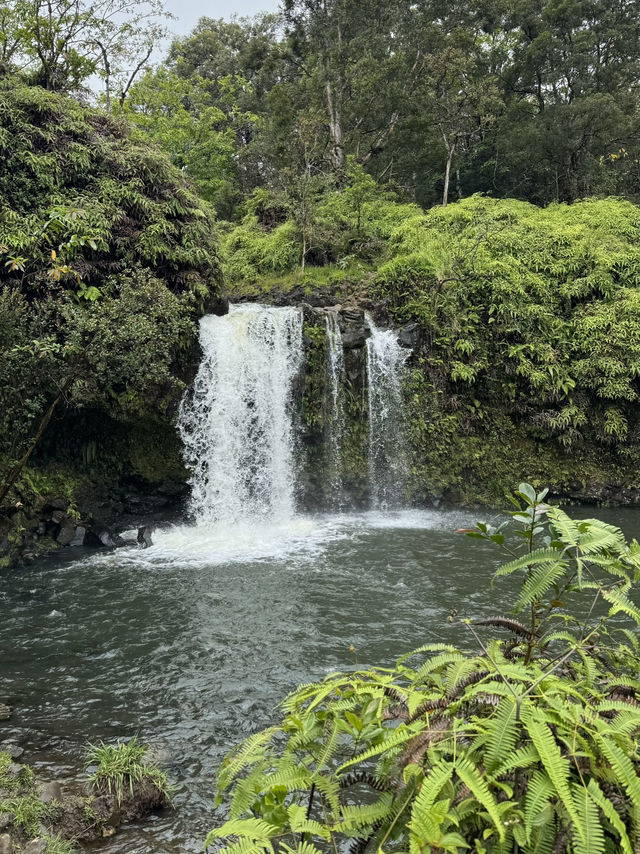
left=398, top=321, right=420, bottom=349
left=37, top=522, right=47, bottom=536
left=70, top=526, right=86, bottom=547
left=137, top=526, right=153, bottom=549
left=0, top=704, right=11, bottom=721
left=23, top=839, right=47, bottom=854
left=342, top=328, right=368, bottom=350
left=0, top=834, right=12, bottom=854
left=50, top=510, right=65, bottom=525
left=341, top=306, right=365, bottom=324
left=39, top=781, right=63, bottom=803
left=7, top=763, right=22, bottom=780
left=46, top=498, right=68, bottom=512
left=56, top=524, right=76, bottom=546
left=97, top=530, right=119, bottom=549
left=0, top=743, right=24, bottom=759
left=207, top=294, right=230, bottom=316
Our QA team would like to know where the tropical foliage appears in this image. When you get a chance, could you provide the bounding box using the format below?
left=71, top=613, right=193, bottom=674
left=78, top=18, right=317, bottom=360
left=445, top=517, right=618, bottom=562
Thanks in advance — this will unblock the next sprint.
left=207, top=485, right=640, bottom=853
left=0, top=80, right=220, bottom=502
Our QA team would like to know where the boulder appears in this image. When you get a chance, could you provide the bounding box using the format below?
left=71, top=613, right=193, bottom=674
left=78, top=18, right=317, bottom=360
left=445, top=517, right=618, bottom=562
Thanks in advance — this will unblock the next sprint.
left=23, top=839, right=47, bottom=854
left=137, top=526, right=153, bottom=549
left=50, top=510, right=65, bottom=525
left=56, top=524, right=77, bottom=546
left=0, top=814, right=11, bottom=831
left=0, top=834, right=12, bottom=854
left=38, top=781, right=63, bottom=804
left=342, top=328, right=368, bottom=350
left=45, top=498, right=68, bottom=512
left=70, top=527, right=86, bottom=547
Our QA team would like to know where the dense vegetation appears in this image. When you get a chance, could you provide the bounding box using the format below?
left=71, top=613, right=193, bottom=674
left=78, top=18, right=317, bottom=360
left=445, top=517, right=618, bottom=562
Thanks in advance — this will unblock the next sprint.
left=0, top=79, right=220, bottom=520
left=208, top=486, right=640, bottom=854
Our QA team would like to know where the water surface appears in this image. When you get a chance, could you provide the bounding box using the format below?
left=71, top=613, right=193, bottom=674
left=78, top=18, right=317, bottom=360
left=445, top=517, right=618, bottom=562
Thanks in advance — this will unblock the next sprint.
left=1, top=506, right=639, bottom=852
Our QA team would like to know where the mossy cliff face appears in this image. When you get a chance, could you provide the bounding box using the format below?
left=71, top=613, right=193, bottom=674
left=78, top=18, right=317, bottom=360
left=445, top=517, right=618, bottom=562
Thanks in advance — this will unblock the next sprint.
left=299, top=306, right=369, bottom=509
left=224, top=196, right=640, bottom=509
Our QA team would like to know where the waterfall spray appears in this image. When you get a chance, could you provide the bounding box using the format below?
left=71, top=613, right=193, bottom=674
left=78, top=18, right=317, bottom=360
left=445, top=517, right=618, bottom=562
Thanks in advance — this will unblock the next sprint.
left=366, top=313, right=410, bottom=508
left=178, top=304, right=303, bottom=525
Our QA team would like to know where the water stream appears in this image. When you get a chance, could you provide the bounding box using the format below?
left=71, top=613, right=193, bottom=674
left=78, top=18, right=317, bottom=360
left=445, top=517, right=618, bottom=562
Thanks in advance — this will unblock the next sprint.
left=365, top=313, right=410, bottom=508
left=178, top=305, right=303, bottom=524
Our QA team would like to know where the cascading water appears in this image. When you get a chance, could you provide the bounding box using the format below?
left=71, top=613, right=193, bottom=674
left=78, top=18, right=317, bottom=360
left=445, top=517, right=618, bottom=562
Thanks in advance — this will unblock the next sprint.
left=324, top=311, right=345, bottom=505
left=366, top=313, right=410, bottom=508
left=178, top=304, right=303, bottom=525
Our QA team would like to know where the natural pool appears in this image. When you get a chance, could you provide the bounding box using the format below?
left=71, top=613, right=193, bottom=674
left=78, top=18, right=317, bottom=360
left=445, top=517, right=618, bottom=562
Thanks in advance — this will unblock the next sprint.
left=1, top=506, right=639, bottom=852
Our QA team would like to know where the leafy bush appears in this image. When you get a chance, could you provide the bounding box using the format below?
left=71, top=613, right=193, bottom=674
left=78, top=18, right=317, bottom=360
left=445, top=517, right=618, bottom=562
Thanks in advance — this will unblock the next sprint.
left=207, top=485, right=640, bottom=854
left=0, top=79, right=222, bottom=500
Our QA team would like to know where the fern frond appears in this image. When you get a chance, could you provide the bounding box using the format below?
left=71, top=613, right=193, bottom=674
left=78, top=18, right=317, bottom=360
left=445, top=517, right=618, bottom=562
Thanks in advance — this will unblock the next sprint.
left=492, top=745, right=539, bottom=779
left=205, top=817, right=278, bottom=851
left=548, top=508, right=580, bottom=547
left=414, top=652, right=466, bottom=682
left=217, top=727, right=280, bottom=793
left=494, top=548, right=564, bottom=578
left=481, top=698, right=520, bottom=774
left=571, top=784, right=605, bottom=854
left=336, top=793, right=394, bottom=830
left=287, top=804, right=331, bottom=840
left=586, top=778, right=633, bottom=854
left=523, top=708, right=585, bottom=844
left=517, top=561, right=566, bottom=610
left=474, top=617, right=535, bottom=639
left=336, top=727, right=417, bottom=773
left=524, top=770, right=554, bottom=835
left=602, top=587, right=640, bottom=625
left=455, top=757, right=505, bottom=841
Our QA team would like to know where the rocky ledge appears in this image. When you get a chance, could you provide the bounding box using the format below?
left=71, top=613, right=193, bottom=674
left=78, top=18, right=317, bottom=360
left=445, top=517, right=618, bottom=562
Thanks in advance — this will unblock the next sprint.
left=0, top=743, right=170, bottom=853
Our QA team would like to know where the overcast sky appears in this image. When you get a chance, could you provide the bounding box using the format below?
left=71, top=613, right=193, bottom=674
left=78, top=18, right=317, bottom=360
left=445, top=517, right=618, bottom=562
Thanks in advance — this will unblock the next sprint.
left=163, top=0, right=279, bottom=37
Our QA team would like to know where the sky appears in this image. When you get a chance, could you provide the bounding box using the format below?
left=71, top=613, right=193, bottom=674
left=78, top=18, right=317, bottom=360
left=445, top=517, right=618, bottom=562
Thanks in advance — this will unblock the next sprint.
left=163, top=0, right=279, bottom=37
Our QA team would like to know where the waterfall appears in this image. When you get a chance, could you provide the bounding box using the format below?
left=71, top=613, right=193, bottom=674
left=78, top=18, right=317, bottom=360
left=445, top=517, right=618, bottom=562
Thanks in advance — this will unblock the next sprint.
left=324, top=311, right=345, bottom=506
left=178, top=304, right=303, bottom=525
left=366, top=314, right=410, bottom=508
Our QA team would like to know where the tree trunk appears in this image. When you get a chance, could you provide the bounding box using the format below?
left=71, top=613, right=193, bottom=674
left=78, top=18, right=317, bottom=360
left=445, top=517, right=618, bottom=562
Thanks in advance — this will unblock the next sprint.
left=443, top=143, right=454, bottom=207
left=325, top=80, right=345, bottom=173
left=0, top=378, right=72, bottom=507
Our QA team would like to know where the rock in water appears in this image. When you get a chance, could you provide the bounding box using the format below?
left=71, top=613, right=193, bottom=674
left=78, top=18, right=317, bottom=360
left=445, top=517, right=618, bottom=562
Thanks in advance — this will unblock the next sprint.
left=137, top=526, right=153, bottom=549
left=0, top=704, right=11, bottom=720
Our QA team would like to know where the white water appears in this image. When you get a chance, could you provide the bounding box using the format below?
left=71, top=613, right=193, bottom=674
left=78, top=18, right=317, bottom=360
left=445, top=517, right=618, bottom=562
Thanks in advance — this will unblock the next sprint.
left=366, top=313, right=410, bottom=508
left=324, top=310, right=345, bottom=505
left=178, top=304, right=303, bottom=524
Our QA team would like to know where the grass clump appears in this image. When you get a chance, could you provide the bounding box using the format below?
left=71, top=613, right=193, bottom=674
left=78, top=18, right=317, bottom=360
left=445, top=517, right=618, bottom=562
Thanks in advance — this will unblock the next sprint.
left=42, top=834, right=77, bottom=854
left=0, top=793, right=53, bottom=836
left=86, top=737, right=169, bottom=804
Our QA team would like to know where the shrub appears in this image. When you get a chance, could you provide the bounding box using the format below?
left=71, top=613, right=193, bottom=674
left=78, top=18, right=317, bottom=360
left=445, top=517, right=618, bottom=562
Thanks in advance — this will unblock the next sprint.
left=207, top=485, right=640, bottom=854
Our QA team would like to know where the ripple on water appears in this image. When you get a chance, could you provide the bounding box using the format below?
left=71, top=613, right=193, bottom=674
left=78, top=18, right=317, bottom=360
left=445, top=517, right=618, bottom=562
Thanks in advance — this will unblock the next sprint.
left=7, top=507, right=636, bottom=853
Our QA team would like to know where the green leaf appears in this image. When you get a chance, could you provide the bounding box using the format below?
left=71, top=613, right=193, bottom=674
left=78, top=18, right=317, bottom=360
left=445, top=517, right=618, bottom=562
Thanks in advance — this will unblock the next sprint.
left=455, top=757, right=505, bottom=841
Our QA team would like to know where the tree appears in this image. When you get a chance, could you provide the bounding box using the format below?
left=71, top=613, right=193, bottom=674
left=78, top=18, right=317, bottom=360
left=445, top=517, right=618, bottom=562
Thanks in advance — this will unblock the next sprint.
left=0, top=0, right=170, bottom=102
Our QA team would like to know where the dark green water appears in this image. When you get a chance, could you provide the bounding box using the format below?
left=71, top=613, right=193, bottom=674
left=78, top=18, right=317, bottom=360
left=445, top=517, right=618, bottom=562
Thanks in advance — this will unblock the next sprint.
left=1, top=506, right=639, bottom=852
